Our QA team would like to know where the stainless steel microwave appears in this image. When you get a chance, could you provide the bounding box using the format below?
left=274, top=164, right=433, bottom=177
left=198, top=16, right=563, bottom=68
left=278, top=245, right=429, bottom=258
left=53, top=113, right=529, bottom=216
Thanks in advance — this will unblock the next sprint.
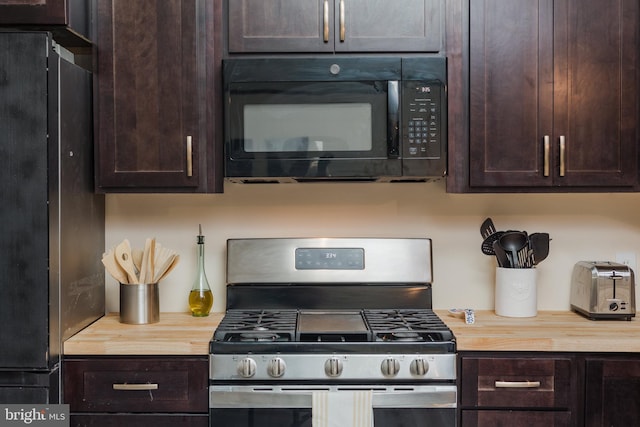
left=223, top=56, right=447, bottom=183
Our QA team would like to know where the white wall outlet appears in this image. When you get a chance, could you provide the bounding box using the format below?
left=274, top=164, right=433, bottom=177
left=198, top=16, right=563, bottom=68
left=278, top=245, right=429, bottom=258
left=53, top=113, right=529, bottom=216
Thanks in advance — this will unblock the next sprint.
left=615, top=252, right=637, bottom=273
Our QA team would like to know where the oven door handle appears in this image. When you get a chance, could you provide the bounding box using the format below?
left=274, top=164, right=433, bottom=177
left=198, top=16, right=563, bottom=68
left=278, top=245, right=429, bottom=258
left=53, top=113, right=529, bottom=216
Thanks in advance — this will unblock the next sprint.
left=210, top=385, right=456, bottom=409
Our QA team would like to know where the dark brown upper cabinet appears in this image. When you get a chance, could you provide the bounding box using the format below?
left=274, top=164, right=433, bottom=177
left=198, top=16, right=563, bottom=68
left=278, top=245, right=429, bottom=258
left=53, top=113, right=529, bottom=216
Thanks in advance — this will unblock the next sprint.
left=449, top=0, right=639, bottom=192
left=0, top=0, right=91, bottom=47
left=227, top=0, right=443, bottom=53
left=94, top=0, right=223, bottom=193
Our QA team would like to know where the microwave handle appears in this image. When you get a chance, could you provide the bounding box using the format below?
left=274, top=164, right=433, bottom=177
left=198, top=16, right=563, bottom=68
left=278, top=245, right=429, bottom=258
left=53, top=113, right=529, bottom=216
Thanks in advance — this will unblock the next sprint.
left=387, top=81, right=400, bottom=158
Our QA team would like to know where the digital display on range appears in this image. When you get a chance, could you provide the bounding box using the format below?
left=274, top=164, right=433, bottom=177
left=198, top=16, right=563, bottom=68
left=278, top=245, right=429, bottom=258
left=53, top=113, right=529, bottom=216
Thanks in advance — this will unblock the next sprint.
left=295, top=248, right=364, bottom=270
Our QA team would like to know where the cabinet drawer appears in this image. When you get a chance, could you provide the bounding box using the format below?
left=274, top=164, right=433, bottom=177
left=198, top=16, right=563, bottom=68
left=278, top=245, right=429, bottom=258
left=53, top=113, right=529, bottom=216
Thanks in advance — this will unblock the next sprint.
left=461, top=410, right=572, bottom=427
left=64, top=357, right=208, bottom=413
left=461, top=356, right=572, bottom=408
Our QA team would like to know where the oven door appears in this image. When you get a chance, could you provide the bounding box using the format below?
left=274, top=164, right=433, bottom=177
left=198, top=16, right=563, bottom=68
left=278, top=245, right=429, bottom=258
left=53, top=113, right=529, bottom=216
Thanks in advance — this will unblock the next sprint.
left=209, top=384, right=456, bottom=427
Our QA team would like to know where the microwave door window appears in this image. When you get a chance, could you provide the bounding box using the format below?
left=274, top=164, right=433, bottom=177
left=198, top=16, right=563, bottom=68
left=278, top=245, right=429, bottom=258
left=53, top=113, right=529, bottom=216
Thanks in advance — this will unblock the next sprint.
left=243, top=103, right=373, bottom=154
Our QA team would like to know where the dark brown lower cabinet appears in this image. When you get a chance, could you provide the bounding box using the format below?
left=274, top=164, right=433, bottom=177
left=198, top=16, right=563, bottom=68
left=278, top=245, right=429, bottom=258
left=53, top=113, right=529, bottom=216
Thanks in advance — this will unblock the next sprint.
left=69, top=415, right=207, bottom=427
left=585, top=356, right=640, bottom=427
left=461, top=410, right=572, bottom=427
left=459, top=353, right=577, bottom=427
left=64, top=356, right=208, bottom=427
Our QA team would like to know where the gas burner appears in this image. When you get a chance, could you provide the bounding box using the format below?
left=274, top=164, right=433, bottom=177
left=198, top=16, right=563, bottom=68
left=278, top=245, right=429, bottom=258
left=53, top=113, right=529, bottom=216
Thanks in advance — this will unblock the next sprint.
left=238, top=332, right=281, bottom=342
left=391, top=331, right=424, bottom=342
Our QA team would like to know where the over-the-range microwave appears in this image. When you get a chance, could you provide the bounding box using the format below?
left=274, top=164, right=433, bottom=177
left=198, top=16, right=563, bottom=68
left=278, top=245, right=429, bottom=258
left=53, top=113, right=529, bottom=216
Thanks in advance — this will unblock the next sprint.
left=223, top=56, right=447, bottom=183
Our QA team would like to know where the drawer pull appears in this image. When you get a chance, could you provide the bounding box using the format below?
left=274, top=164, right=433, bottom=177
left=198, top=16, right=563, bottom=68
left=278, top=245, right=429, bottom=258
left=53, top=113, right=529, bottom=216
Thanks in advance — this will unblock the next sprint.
left=495, top=380, right=541, bottom=388
left=113, top=383, right=159, bottom=391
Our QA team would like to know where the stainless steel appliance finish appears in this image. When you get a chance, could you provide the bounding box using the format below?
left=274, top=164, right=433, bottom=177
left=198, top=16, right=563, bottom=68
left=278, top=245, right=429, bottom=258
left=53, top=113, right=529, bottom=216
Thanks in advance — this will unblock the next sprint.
left=570, top=261, right=636, bottom=320
left=223, top=56, right=447, bottom=183
left=210, top=238, right=456, bottom=426
left=210, top=384, right=457, bottom=409
left=227, top=237, right=432, bottom=284
left=0, top=32, right=104, bottom=403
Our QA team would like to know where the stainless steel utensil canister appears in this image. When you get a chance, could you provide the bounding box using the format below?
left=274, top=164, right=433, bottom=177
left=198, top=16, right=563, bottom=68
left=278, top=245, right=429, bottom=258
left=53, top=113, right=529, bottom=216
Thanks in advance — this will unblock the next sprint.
left=120, top=282, right=159, bottom=324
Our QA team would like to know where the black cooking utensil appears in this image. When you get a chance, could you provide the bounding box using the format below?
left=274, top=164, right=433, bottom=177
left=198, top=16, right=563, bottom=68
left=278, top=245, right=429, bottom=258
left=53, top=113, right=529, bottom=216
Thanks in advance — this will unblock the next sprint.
left=493, top=240, right=510, bottom=268
left=480, top=217, right=497, bottom=240
left=529, top=232, right=550, bottom=265
left=499, top=231, right=528, bottom=268
left=481, top=230, right=505, bottom=255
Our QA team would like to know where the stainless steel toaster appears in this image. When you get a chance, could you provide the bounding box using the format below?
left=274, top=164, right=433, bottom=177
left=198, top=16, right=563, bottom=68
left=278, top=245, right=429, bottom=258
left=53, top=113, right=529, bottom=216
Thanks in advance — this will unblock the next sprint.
left=570, top=261, right=636, bottom=320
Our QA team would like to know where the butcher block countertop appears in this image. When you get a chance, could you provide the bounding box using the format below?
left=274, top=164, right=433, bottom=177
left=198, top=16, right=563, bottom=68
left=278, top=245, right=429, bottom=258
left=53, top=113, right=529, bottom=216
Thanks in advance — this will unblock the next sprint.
left=64, top=310, right=640, bottom=356
left=439, top=310, right=640, bottom=353
left=64, top=312, right=224, bottom=355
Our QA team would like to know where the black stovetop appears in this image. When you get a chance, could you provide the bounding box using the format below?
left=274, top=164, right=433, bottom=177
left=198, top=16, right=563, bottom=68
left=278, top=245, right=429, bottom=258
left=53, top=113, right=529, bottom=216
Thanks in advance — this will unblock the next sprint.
left=210, top=308, right=455, bottom=354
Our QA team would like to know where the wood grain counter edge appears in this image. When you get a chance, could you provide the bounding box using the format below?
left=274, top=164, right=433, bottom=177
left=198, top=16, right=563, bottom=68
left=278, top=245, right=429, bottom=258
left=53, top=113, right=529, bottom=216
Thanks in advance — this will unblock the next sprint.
left=64, top=312, right=224, bottom=356
left=64, top=310, right=640, bottom=356
left=436, top=310, right=640, bottom=353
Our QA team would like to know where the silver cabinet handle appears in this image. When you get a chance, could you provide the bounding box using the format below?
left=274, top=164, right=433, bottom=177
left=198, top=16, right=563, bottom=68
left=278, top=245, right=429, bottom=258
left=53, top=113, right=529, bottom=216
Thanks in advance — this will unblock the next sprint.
left=543, top=135, right=550, bottom=177
left=186, top=135, right=193, bottom=177
left=339, top=0, right=345, bottom=42
left=559, top=135, right=566, bottom=177
left=323, top=0, right=329, bottom=42
left=495, top=380, right=541, bottom=388
left=113, top=383, right=159, bottom=391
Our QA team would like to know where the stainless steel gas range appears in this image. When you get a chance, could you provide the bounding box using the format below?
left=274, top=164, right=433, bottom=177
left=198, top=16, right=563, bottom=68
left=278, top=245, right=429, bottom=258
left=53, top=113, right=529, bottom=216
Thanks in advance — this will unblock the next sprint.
left=209, top=238, right=457, bottom=427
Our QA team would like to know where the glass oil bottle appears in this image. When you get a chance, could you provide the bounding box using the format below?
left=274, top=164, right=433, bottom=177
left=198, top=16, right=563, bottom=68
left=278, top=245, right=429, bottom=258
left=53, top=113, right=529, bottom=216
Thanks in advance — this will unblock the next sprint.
left=189, top=224, right=213, bottom=316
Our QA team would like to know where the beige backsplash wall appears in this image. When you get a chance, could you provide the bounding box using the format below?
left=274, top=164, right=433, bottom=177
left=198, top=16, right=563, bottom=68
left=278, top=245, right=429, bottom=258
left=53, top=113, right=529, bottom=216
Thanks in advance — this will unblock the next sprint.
left=105, top=182, right=640, bottom=313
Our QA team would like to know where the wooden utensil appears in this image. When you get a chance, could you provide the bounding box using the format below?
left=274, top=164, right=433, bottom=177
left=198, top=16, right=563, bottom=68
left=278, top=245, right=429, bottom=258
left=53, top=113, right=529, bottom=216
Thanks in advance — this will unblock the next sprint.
left=132, top=248, right=143, bottom=273
left=115, top=239, right=138, bottom=284
left=158, top=254, right=180, bottom=282
left=139, top=238, right=151, bottom=284
left=101, top=249, right=129, bottom=284
left=154, top=253, right=178, bottom=282
left=149, top=238, right=156, bottom=283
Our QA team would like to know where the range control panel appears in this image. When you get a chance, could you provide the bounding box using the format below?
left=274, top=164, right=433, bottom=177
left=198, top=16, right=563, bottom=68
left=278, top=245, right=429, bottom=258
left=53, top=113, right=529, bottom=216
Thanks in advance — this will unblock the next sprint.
left=402, top=81, right=443, bottom=159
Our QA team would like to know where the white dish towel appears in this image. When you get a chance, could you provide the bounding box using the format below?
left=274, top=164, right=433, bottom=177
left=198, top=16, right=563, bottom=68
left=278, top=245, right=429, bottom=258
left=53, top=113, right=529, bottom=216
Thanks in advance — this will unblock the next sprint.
left=312, top=390, right=373, bottom=427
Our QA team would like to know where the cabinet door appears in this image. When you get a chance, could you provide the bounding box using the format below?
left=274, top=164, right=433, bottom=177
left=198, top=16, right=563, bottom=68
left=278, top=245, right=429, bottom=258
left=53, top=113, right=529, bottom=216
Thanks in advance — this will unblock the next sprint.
left=461, top=410, right=572, bottom=427
left=0, top=0, right=90, bottom=43
left=551, top=0, right=638, bottom=187
left=228, top=0, right=443, bottom=53
left=95, top=0, right=209, bottom=191
left=469, top=0, right=639, bottom=189
left=469, top=0, right=554, bottom=187
left=585, top=358, right=640, bottom=427
left=335, top=0, right=442, bottom=52
left=228, top=0, right=334, bottom=53
left=70, top=415, right=208, bottom=427
left=0, top=0, right=67, bottom=25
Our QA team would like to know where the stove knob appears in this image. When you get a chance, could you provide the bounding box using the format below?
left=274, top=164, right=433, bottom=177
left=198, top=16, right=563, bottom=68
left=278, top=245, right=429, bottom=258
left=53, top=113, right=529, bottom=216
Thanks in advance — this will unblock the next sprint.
left=410, top=358, right=430, bottom=376
left=381, top=357, right=400, bottom=377
left=267, top=357, right=286, bottom=378
left=324, top=357, right=343, bottom=377
left=237, top=357, right=257, bottom=378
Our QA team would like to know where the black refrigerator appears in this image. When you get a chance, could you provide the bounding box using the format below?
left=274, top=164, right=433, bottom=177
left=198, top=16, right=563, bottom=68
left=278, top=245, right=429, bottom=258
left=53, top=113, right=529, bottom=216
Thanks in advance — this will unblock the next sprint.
left=0, top=32, right=105, bottom=403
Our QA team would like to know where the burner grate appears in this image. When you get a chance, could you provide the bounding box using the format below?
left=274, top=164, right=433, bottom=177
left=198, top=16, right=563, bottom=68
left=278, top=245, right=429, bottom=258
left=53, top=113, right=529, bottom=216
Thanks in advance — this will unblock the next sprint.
left=214, top=309, right=297, bottom=342
left=213, top=308, right=455, bottom=344
left=364, top=309, right=454, bottom=342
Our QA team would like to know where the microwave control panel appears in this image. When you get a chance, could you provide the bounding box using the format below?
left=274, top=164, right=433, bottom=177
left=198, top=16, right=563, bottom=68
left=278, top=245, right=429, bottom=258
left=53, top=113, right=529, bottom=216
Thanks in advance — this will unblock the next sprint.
left=401, top=81, right=443, bottom=159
